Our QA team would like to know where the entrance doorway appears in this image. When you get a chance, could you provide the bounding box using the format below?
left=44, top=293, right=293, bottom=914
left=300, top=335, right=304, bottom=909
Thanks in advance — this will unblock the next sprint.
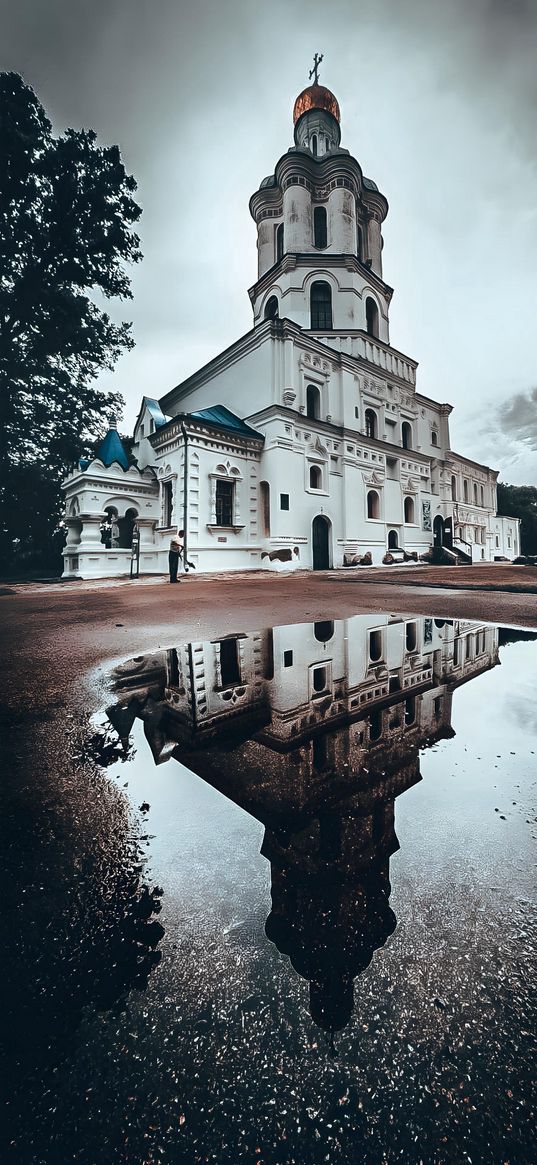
left=433, top=516, right=444, bottom=548
left=312, top=515, right=331, bottom=570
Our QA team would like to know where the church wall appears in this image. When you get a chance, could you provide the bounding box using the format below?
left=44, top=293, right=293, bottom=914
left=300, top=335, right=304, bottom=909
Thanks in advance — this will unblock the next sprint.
left=257, top=441, right=340, bottom=570
left=161, top=339, right=274, bottom=421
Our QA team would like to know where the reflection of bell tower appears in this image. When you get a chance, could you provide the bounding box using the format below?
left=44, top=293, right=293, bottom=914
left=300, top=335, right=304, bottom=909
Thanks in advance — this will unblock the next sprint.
left=262, top=779, right=401, bottom=1034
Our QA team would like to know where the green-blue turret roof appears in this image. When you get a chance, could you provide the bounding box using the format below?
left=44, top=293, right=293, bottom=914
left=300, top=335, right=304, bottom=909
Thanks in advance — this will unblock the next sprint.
left=95, top=423, right=130, bottom=471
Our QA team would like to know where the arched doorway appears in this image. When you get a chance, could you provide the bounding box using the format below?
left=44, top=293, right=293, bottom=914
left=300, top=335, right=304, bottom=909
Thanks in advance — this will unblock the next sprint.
left=118, top=507, right=138, bottom=548
left=388, top=529, right=399, bottom=550
left=312, top=515, right=331, bottom=570
left=433, top=515, right=444, bottom=548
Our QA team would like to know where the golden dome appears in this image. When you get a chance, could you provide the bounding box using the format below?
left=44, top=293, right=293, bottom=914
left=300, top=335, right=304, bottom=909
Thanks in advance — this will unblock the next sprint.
left=293, top=84, right=340, bottom=125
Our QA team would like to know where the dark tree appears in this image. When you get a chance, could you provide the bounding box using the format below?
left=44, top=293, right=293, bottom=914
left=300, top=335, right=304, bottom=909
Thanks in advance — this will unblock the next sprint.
left=0, top=73, right=142, bottom=570
left=497, top=482, right=537, bottom=556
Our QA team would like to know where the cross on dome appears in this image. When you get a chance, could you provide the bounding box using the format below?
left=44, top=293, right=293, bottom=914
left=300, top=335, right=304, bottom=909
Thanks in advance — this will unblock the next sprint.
left=309, top=52, right=323, bottom=85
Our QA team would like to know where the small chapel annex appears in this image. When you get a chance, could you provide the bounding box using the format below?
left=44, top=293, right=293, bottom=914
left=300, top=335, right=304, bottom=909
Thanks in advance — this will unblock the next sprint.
left=62, top=64, right=520, bottom=579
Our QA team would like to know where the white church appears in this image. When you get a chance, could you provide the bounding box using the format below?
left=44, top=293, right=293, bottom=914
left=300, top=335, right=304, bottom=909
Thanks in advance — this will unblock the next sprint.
left=62, top=65, right=520, bottom=579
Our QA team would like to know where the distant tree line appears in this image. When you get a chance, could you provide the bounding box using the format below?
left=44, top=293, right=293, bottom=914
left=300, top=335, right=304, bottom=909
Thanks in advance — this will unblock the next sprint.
left=0, top=72, right=141, bottom=574
left=497, top=483, right=537, bottom=556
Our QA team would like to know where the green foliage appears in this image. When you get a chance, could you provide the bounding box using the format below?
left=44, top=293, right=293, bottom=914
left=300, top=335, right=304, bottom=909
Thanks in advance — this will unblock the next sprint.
left=497, top=482, right=537, bottom=555
left=0, top=72, right=142, bottom=568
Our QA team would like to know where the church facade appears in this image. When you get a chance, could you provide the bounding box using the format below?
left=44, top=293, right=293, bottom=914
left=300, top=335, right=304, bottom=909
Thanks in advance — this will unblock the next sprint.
left=62, top=72, right=519, bottom=579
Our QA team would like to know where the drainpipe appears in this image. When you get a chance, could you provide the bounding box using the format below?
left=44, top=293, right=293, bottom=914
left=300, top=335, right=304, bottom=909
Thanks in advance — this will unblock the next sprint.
left=181, top=421, right=188, bottom=570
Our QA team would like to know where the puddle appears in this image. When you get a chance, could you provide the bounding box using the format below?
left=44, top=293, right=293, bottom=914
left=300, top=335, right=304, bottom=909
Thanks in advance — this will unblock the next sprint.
left=7, top=613, right=537, bottom=1164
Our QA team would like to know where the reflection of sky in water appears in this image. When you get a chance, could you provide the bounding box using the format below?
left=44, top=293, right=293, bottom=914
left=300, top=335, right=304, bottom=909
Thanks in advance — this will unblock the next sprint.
left=395, top=638, right=537, bottom=885
left=74, top=617, right=536, bottom=1165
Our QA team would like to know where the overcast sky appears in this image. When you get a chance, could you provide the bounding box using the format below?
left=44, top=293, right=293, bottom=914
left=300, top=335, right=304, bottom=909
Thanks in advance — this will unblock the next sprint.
left=2, top=0, right=537, bottom=483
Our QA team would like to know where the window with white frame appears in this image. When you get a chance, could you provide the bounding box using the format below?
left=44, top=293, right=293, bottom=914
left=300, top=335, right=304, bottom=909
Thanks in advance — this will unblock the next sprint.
left=309, top=464, right=323, bottom=490
left=404, top=495, right=415, bottom=523
left=163, top=481, right=173, bottom=527
left=367, top=489, right=380, bottom=519
left=216, top=479, right=234, bottom=526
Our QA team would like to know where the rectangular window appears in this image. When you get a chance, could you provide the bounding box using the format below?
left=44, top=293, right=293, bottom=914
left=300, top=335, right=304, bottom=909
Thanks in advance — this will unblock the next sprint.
left=219, top=638, right=241, bottom=686
left=163, top=481, right=173, bottom=527
left=283, top=650, right=293, bottom=667
left=216, top=479, right=234, bottom=526
left=280, top=493, right=290, bottom=510
left=312, top=665, right=327, bottom=693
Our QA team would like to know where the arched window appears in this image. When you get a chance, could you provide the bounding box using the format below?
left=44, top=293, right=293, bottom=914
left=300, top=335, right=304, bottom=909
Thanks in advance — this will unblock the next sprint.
left=431, top=430, right=438, bottom=446
left=311, top=134, right=318, bottom=156
left=404, top=496, right=415, bottom=523
left=356, top=225, right=363, bottom=261
left=364, top=408, right=377, bottom=439
left=388, top=529, right=399, bottom=549
left=313, top=206, right=327, bottom=249
left=451, top=476, right=457, bottom=501
left=367, top=490, right=380, bottom=519
left=306, top=384, right=321, bottom=419
left=463, top=479, right=469, bottom=502
left=365, top=296, right=379, bottom=338
left=480, top=485, right=484, bottom=506
left=101, top=505, right=119, bottom=548
left=118, top=507, right=138, bottom=549
left=276, top=223, right=284, bottom=262
left=314, top=620, right=334, bottom=642
left=473, top=482, right=478, bottom=505
left=405, top=622, right=417, bottom=652
left=310, top=281, right=332, bottom=330
left=401, top=421, right=412, bottom=450
left=264, top=296, right=279, bottom=320
left=369, top=630, right=382, bottom=661
left=309, top=464, right=322, bottom=490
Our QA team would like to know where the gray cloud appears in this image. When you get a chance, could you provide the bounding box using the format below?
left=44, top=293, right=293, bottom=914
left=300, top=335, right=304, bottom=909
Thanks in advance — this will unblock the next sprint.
left=1, top=0, right=537, bottom=480
left=498, top=387, right=537, bottom=449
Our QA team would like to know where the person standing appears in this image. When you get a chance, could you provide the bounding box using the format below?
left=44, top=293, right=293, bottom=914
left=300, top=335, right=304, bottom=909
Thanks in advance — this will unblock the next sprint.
left=169, top=528, right=183, bottom=583
left=177, top=528, right=195, bottom=572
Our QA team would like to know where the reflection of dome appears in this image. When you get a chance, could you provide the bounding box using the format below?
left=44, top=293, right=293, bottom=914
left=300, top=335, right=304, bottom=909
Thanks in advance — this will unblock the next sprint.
left=293, top=84, right=340, bottom=125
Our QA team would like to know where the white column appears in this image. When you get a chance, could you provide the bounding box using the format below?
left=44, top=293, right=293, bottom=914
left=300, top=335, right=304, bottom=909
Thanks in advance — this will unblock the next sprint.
left=78, top=513, right=105, bottom=551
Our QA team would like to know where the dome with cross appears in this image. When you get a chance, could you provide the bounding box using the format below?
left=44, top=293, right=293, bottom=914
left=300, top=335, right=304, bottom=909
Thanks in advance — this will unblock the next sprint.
left=293, top=83, right=340, bottom=126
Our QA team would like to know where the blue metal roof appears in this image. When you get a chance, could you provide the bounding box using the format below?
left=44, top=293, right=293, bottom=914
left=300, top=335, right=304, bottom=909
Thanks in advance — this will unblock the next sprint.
left=143, top=397, right=169, bottom=429
left=188, top=405, right=263, bottom=440
left=95, top=427, right=130, bottom=471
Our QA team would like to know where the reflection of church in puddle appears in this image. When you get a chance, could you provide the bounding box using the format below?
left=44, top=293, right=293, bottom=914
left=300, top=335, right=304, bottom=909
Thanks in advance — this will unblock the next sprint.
left=108, top=615, right=499, bottom=1033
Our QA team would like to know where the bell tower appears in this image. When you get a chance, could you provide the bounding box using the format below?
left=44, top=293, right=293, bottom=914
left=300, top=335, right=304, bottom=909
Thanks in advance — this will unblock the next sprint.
left=249, top=58, right=392, bottom=345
